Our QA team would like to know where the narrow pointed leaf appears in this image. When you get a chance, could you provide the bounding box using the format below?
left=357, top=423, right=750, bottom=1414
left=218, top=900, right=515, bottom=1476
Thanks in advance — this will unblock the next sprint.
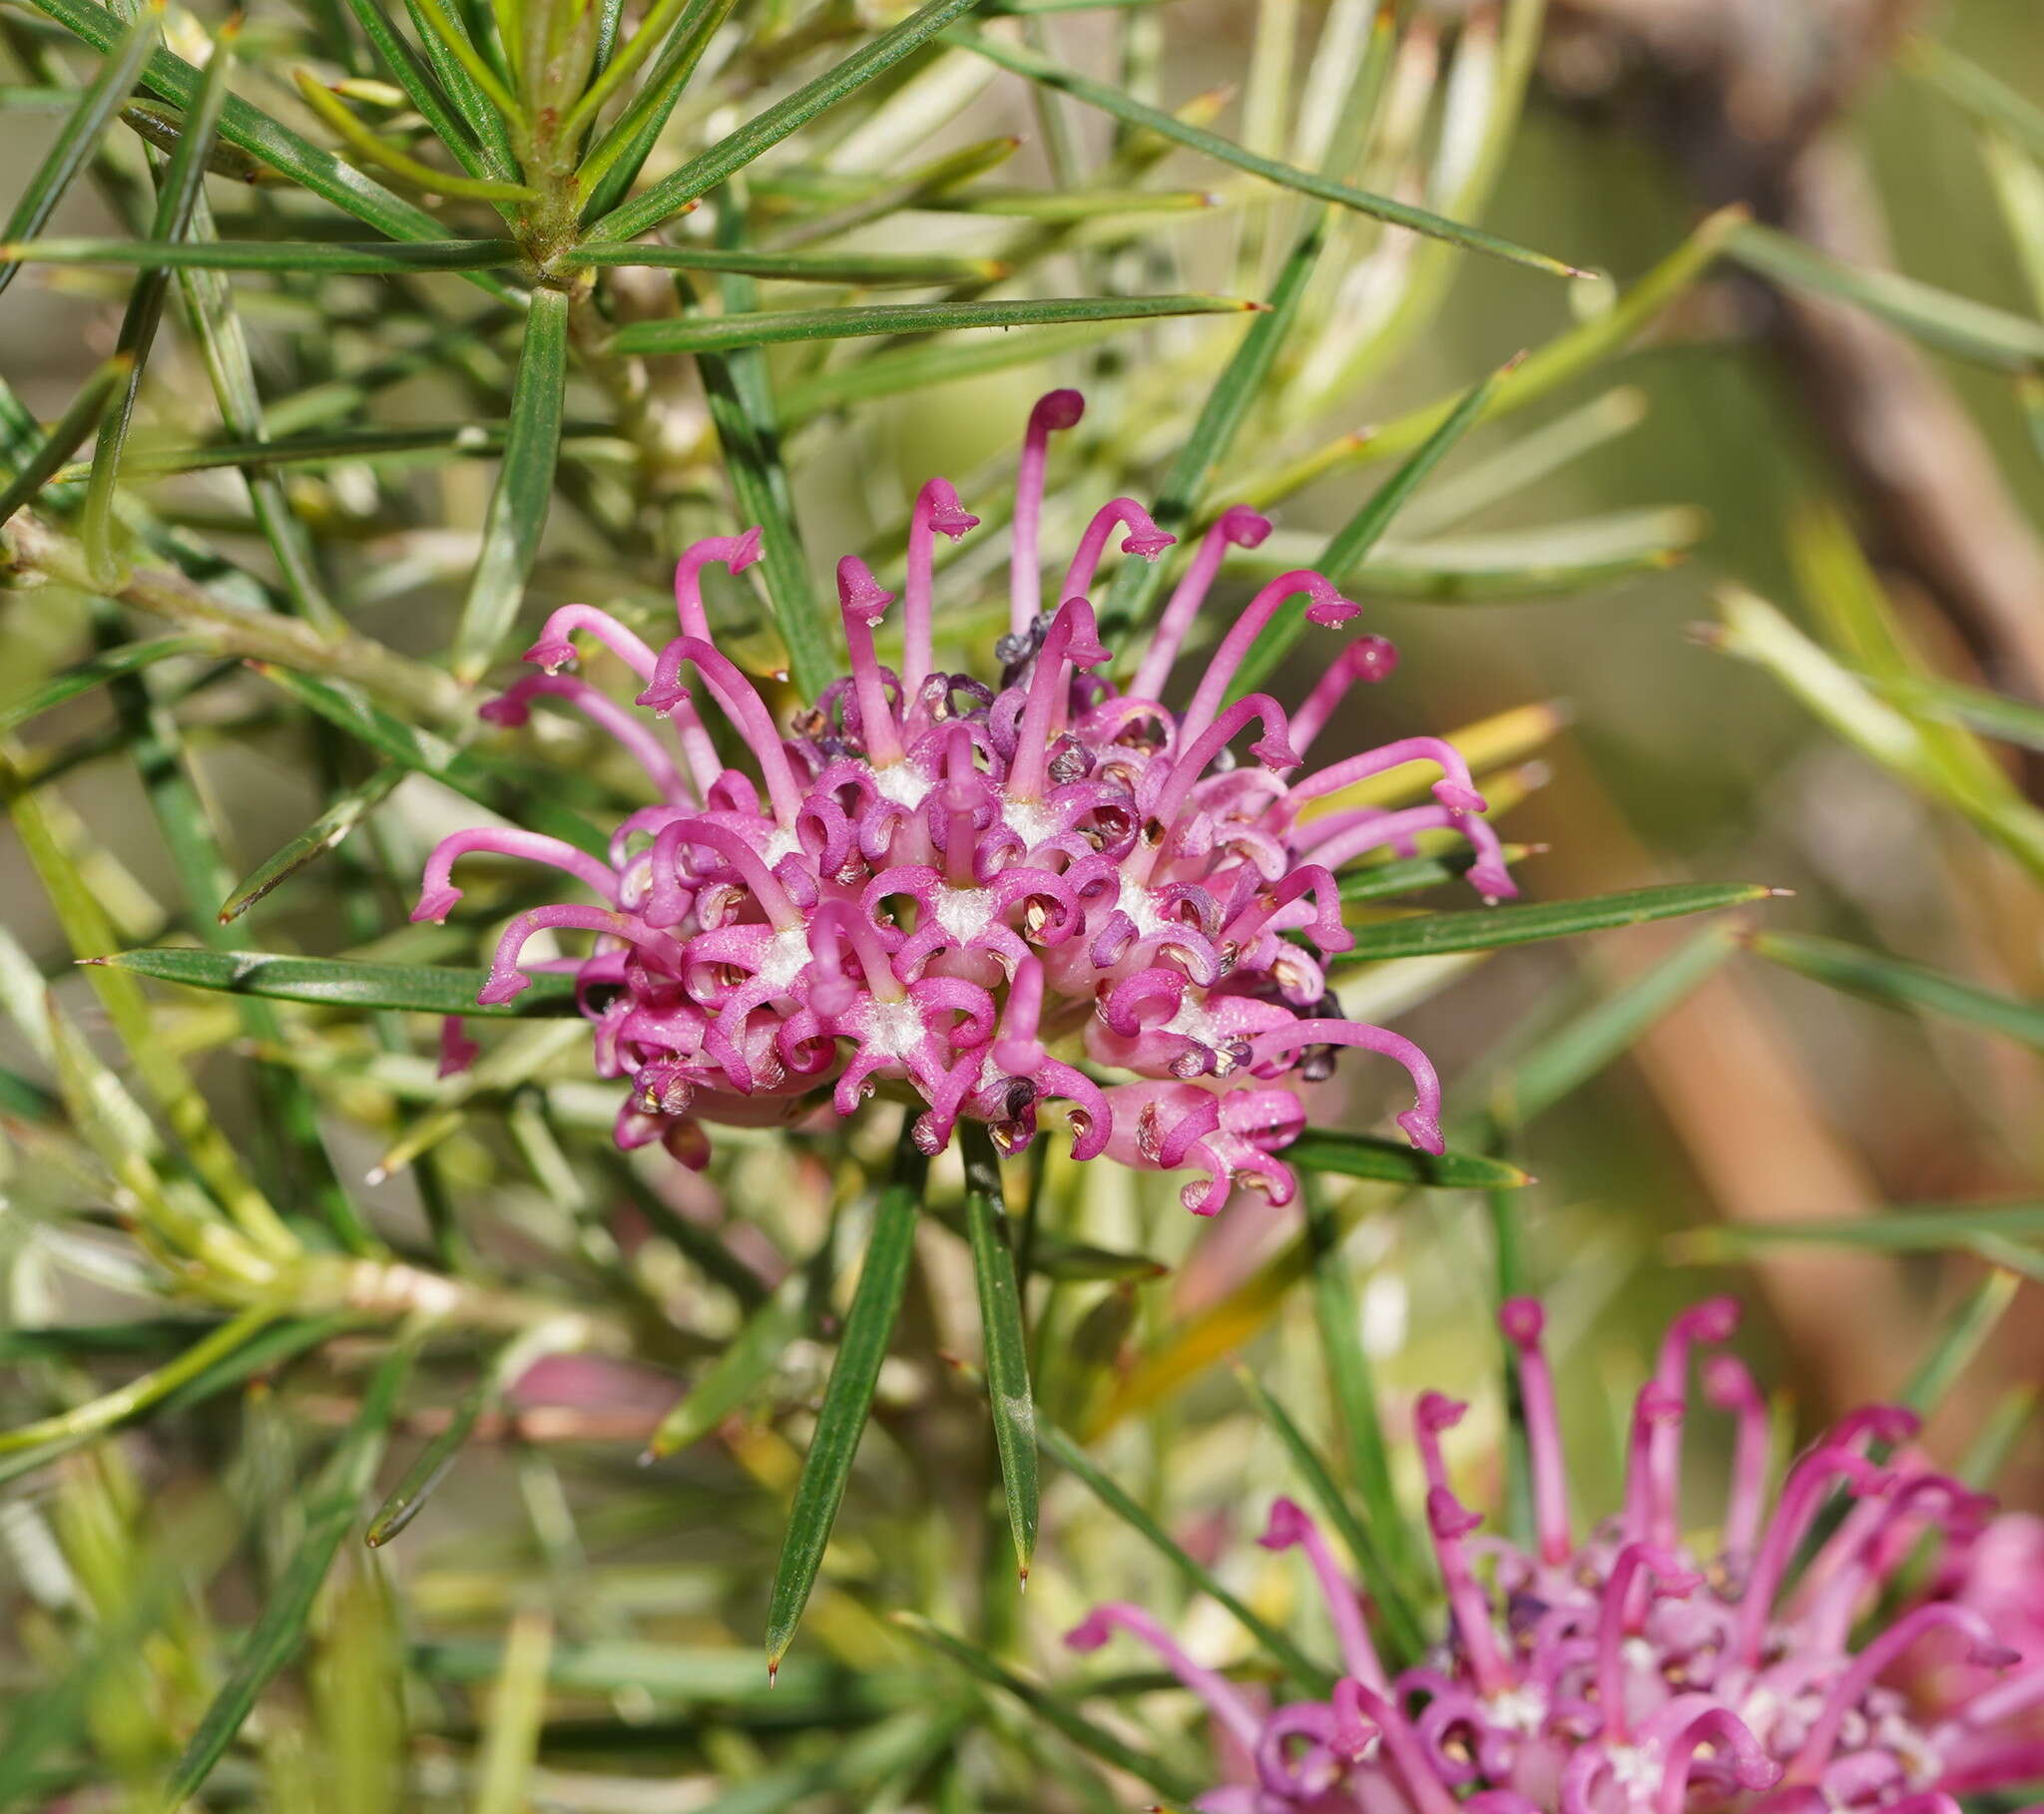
left=1284, top=1129, right=1530, bottom=1189
left=575, top=0, right=738, bottom=221
left=161, top=1335, right=418, bottom=1806
left=0, top=353, right=135, bottom=528
left=765, top=1140, right=928, bottom=1675
left=1902, top=1270, right=2022, bottom=1414
left=1037, top=1421, right=1334, bottom=1692
left=1872, top=673, right=2044, bottom=754
left=693, top=215, right=833, bottom=700
left=217, top=765, right=404, bottom=922
left=363, top=1364, right=497, bottom=1547
left=366, top=1326, right=565, bottom=1545
left=1489, top=924, right=1742, bottom=1128
left=26, top=0, right=514, bottom=298
left=612, top=291, right=1253, bottom=356
left=1749, top=930, right=2044, bottom=1053
left=1, top=235, right=522, bottom=272
left=399, top=0, right=519, bottom=176
left=590, top=0, right=994, bottom=241
left=960, top=1126, right=1038, bottom=1585
left=1671, top=1202, right=2044, bottom=1257
left=1727, top=221, right=2044, bottom=372
left=336, top=0, right=508, bottom=184
left=53, top=419, right=614, bottom=484
left=948, top=29, right=1583, bottom=277
left=778, top=319, right=1130, bottom=419
left=93, top=947, right=581, bottom=1017
left=249, top=664, right=609, bottom=855
left=1332, top=882, right=1778, bottom=965
left=452, top=287, right=570, bottom=683
left=81, top=17, right=236, bottom=586
left=289, top=71, right=537, bottom=203
left=1101, top=215, right=1332, bottom=636
left=1904, top=36, right=2044, bottom=167
left=1299, top=1176, right=1427, bottom=1627
left=646, top=1264, right=809, bottom=1458
left=567, top=242, right=1008, bottom=284
left=0, top=2, right=161, bottom=303
left=1227, top=356, right=1514, bottom=694
left=1339, top=844, right=1535, bottom=905
left=1233, top=1361, right=1426, bottom=1664
left=891, top=1614, right=1203, bottom=1805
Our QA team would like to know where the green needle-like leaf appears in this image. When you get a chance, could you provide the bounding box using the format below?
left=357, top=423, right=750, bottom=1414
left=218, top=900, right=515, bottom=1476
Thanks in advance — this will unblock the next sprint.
left=250, top=664, right=610, bottom=854
left=80, top=14, right=236, bottom=588
left=217, top=765, right=405, bottom=923
left=27, top=0, right=514, bottom=298
left=452, top=287, right=570, bottom=683
left=290, top=70, right=538, bottom=204
left=960, top=1126, right=1038, bottom=1586
left=1, top=235, right=523, bottom=272
left=949, top=28, right=1584, bottom=277
left=1902, top=1270, right=2023, bottom=1414
left=1872, top=673, right=2044, bottom=754
left=93, top=947, right=581, bottom=1017
left=777, top=318, right=1130, bottom=419
left=51, top=419, right=614, bottom=484
left=1338, top=844, right=1535, bottom=905
left=366, top=1327, right=568, bottom=1545
left=1749, top=930, right=2044, bottom=1054
left=765, top=1136, right=928, bottom=1677
left=0, top=1, right=161, bottom=303
left=567, top=241, right=1009, bottom=284
left=1672, top=1202, right=2044, bottom=1258
left=160, top=1335, right=418, bottom=1807
left=1037, top=1421, right=1334, bottom=1692
left=1232, top=1361, right=1426, bottom=1665
left=1228, top=354, right=1515, bottom=694
left=1332, top=882, right=1778, bottom=964
left=611, top=291, right=1253, bottom=355
left=0, top=1302, right=280, bottom=1458
left=1100, top=216, right=1330, bottom=637
left=574, top=0, right=738, bottom=221
left=891, top=1614, right=1204, bottom=1805
left=646, top=1258, right=812, bottom=1458
left=1283, top=1129, right=1531, bottom=1190
left=589, top=0, right=1002, bottom=241
left=1489, top=924, right=1742, bottom=1129
left=1726, top=222, right=2044, bottom=372
left=336, top=0, right=511, bottom=184
left=693, top=208, right=834, bottom=700
left=1904, top=35, right=2044, bottom=166
left=1299, top=1175, right=1428, bottom=1627
left=0, top=352, right=134, bottom=528
left=399, top=0, right=520, bottom=176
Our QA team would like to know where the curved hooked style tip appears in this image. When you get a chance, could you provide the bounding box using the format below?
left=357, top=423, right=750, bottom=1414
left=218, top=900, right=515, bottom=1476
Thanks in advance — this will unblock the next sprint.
left=1030, top=388, right=1086, bottom=435
left=1499, top=1296, right=1545, bottom=1347
left=916, top=476, right=979, bottom=540
left=674, top=526, right=764, bottom=597
left=1215, top=502, right=1273, bottom=548
left=836, top=555, right=895, bottom=624
left=1655, top=1708, right=1780, bottom=1814
left=1259, top=1495, right=1313, bottom=1550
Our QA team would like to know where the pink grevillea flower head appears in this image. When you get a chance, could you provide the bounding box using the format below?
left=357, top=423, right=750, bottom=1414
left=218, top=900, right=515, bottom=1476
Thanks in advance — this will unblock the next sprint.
left=1065, top=1297, right=2043, bottom=1814
left=421, top=391, right=1516, bottom=1200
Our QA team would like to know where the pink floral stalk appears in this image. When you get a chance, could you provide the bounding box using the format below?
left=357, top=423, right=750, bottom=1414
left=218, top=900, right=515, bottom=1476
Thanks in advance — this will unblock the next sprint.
left=419, top=390, right=1514, bottom=1208
left=1066, top=1297, right=2044, bottom=1814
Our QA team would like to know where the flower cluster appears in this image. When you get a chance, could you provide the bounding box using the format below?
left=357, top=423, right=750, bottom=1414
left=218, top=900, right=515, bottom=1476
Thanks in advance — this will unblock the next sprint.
left=418, top=391, right=1513, bottom=1212
left=1066, top=1298, right=2044, bottom=1814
